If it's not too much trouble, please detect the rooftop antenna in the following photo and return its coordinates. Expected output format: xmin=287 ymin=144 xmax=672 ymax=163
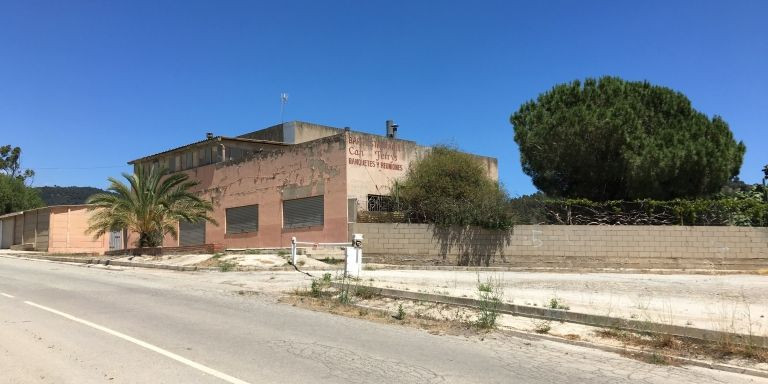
xmin=280 ymin=92 xmax=289 ymax=123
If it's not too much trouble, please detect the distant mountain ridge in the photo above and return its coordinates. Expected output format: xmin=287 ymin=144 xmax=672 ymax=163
xmin=34 ymin=186 xmax=108 ymax=206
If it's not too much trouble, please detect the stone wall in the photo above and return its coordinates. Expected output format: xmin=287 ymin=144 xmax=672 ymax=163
xmin=352 ymin=223 xmax=768 ymax=270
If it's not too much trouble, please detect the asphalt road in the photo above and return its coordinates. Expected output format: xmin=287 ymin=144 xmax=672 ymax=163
xmin=0 ymin=257 xmax=765 ymax=384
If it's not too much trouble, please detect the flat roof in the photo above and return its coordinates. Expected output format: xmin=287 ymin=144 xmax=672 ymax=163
xmin=127 ymin=136 xmax=289 ymax=164
xmin=0 ymin=204 xmax=91 ymax=219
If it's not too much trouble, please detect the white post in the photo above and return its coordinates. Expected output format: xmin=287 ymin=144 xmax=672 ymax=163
xmin=291 ymin=236 xmax=297 ymax=265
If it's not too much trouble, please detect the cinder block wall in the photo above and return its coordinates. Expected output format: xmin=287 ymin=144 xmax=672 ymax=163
xmin=352 ymin=223 xmax=768 ymax=270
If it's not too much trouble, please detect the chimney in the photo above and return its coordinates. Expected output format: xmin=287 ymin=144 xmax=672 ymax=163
xmin=386 ymin=120 xmax=398 ymax=138
xmin=206 ymin=132 xmax=214 ymax=140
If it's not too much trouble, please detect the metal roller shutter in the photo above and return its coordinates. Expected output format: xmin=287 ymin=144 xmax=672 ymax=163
xmin=283 ymin=195 xmax=324 ymax=229
xmin=226 ymin=205 xmax=259 ymax=234
xmin=179 ymin=220 xmax=206 ymax=246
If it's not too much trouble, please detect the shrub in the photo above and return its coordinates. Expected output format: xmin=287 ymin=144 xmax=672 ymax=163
xmin=539 ymin=198 xmax=768 ymax=226
xmin=395 ymin=146 xmax=512 ymax=229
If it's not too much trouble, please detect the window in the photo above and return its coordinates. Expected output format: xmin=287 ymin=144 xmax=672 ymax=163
xmin=179 ymin=220 xmax=206 ymax=246
xmin=185 ymin=151 xmax=194 ymax=169
xmin=226 ymin=204 xmax=259 ymax=234
xmin=367 ymin=194 xmax=395 ymax=212
xmin=199 ymin=146 xmax=212 ymax=166
xmin=283 ymin=195 xmax=324 ymax=229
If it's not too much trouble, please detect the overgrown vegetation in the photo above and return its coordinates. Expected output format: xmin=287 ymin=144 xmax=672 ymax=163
xmin=548 ymin=297 xmax=570 ymax=310
xmin=207 ymin=253 xmax=238 ymax=272
xmin=508 ymin=193 xmax=768 ymax=226
xmin=394 ymin=303 xmax=406 ymax=321
xmin=511 ymin=76 xmax=745 ymax=201
xmin=218 ymin=259 xmax=237 ymax=272
xmin=596 ymin=328 xmax=768 ymax=364
xmin=393 ymin=146 xmax=512 ymax=229
xmin=532 ymin=320 xmax=552 ymax=334
xmin=475 ymin=275 xmax=504 ymax=329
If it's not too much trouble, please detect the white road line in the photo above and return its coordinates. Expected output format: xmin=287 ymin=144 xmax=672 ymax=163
xmin=1 ymin=293 xmax=15 ymax=298
xmin=24 ymin=301 xmax=251 ymax=384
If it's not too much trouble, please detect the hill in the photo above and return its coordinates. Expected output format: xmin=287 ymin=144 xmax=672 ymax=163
xmin=35 ymin=186 xmax=108 ymax=206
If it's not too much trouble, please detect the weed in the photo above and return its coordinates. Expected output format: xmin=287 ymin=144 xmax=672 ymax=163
xmin=212 ymin=253 xmax=223 ymax=259
xmin=277 ymin=250 xmax=288 ymax=257
xmin=310 ymin=280 xmax=323 ymax=298
xmin=322 ymin=273 xmax=332 ymax=283
xmin=548 ymin=297 xmax=570 ymax=310
xmin=596 ymin=328 xmax=768 ymax=364
xmin=338 ymin=288 xmax=351 ymax=304
xmin=478 ymin=282 xmax=493 ymax=293
xmin=475 ymin=275 xmax=504 ymax=329
xmin=354 ymin=285 xmax=379 ymax=300
xmin=394 ymin=303 xmax=406 ymax=321
xmin=533 ymin=320 xmax=551 ymax=334
xmin=244 ymin=249 xmax=260 ymax=255
xmin=337 ymin=275 xmax=352 ymax=304
xmin=218 ymin=260 xmax=237 ymax=272
xmin=644 ymin=352 xmax=672 ymax=365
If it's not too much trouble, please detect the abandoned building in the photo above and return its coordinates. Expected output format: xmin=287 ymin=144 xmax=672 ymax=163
xmin=0 ymin=121 xmax=497 ymax=253
xmin=128 ymin=121 xmax=498 ymax=250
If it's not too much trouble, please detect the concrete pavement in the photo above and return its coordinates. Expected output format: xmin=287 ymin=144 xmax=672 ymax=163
xmin=0 ymin=257 xmax=765 ymax=383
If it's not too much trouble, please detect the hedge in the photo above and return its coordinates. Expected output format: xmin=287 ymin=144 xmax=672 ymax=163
xmin=528 ymin=199 xmax=768 ymax=226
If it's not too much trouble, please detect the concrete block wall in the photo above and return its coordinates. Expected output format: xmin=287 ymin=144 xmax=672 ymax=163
xmin=352 ymin=223 xmax=768 ymax=270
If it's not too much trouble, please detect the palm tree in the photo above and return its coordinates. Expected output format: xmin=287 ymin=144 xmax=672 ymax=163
xmin=86 ymin=166 xmax=216 ymax=248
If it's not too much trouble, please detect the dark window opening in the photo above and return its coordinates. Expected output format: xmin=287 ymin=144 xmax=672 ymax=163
xmin=226 ymin=204 xmax=259 ymax=234
xmin=283 ymin=195 xmax=324 ymax=229
xmin=367 ymin=194 xmax=395 ymax=212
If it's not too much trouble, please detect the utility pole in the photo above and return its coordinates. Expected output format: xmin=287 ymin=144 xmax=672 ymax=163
xmin=280 ymin=93 xmax=289 ymax=123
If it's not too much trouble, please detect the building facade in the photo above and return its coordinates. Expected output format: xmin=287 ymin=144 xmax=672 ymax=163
xmin=129 ymin=121 xmax=498 ymax=249
xmin=0 ymin=205 xmax=114 ymax=254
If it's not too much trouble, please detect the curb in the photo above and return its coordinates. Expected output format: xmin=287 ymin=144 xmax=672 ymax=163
xmin=500 ymin=328 xmax=768 ymax=379
xmin=0 ymin=254 xmax=200 ymax=271
xmin=330 ymin=282 xmax=768 ymax=348
xmin=338 ymin=300 xmax=768 ymax=380
xmin=0 ymin=254 xmax=340 ymax=273
xmin=363 ymin=263 xmax=759 ymax=275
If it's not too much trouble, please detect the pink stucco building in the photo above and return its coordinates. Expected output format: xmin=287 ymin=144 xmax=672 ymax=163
xmin=0 ymin=121 xmax=497 ymax=254
xmin=0 ymin=205 xmax=114 ymax=254
xmin=129 ymin=121 xmax=498 ymax=250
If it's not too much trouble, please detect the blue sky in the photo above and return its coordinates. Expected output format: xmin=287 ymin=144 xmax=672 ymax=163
xmin=1 ymin=0 xmax=766 ymax=195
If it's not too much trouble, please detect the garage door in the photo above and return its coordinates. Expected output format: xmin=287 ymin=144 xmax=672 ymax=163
xmin=179 ymin=220 xmax=206 ymax=246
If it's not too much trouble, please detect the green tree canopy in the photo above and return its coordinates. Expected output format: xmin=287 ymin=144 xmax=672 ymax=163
xmin=0 ymin=145 xmax=35 ymax=182
xmin=510 ymin=76 xmax=746 ymax=201
xmin=0 ymin=174 xmax=44 ymax=214
xmin=395 ymin=146 xmax=511 ymax=229
xmin=0 ymin=144 xmax=43 ymax=214
xmin=86 ymin=166 xmax=216 ymax=248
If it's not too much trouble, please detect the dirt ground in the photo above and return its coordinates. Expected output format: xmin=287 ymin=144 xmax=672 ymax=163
xmin=357 ymin=270 xmax=768 ymax=336
xmin=114 ymin=252 xmax=332 ymax=270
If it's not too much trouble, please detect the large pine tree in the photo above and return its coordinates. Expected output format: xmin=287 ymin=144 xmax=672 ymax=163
xmin=511 ymin=77 xmax=746 ymax=201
